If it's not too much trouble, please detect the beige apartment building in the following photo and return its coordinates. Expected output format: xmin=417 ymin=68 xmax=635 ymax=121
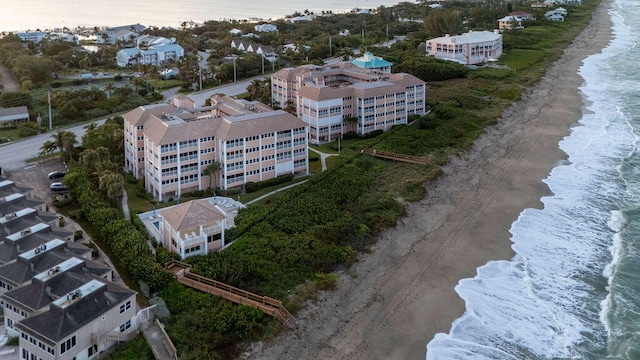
xmin=271 ymin=62 xmax=426 ymax=144
xmin=124 ymin=96 xmax=308 ymax=201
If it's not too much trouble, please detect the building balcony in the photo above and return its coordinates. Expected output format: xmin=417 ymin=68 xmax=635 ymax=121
xmin=180 ymin=233 xmax=205 ymax=247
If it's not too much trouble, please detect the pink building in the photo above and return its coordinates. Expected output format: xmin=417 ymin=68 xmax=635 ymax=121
xmin=426 ymin=30 xmax=503 ymax=65
xmin=272 ymin=62 xmax=426 ymax=144
xmin=124 ymin=96 xmax=308 ymax=201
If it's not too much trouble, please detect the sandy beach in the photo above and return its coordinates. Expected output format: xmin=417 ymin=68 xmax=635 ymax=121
xmin=247 ymin=1 xmax=614 ymax=359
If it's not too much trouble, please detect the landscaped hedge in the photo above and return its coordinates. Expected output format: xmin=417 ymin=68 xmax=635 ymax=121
xmin=64 ymin=166 xmax=172 ymax=291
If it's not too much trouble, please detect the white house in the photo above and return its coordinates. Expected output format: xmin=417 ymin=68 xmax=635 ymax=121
xmin=229 ymin=28 xmax=244 ymax=36
xmin=116 ymin=37 xmax=184 ymax=67
xmin=16 ymin=32 xmax=47 ymax=43
xmin=254 ymin=23 xmax=278 ymax=33
xmin=426 ymin=30 xmax=503 ymax=65
xmin=546 ymin=13 xmax=565 ymax=21
xmin=96 ymin=24 xmax=146 ymax=44
xmin=545 ymin=7 xmax=567 ymax=21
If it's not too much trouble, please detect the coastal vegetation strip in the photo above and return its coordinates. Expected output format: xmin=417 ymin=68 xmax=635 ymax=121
xmin=3 ymin=0 xmax=601 ymax=358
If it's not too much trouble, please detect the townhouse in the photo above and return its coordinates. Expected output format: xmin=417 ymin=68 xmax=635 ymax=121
xmin=425 ymin=30 xmax=503 ymax=65
xmin=271 ymin=62 xmax=426 ymax=143
xmin=0 ymin=177 xmax=140 ymax=360
xmin=124 ymin=96 xmax=308 ymax=201
xmin=14 ymin=278 xmax=136 ymax=360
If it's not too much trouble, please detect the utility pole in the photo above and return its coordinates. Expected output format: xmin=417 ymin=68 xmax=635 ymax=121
xmin=47 ymin=89 xmax=52 ymax=130
xmin=261 ymin=55 xmax=264 ymax=75
xmin=233 ymin=56 xmax=237 ymax=83
xmin=199 ymin=67 xmax=202 ymax=91
xmin=329 ymin=36 xmax=332 ymax=57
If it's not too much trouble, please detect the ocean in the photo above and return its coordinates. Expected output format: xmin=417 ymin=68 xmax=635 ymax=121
xmin=0 ymin=0 xmax=402 ymax=32
xmin=426 ymin=0 xmax=640 ymax=359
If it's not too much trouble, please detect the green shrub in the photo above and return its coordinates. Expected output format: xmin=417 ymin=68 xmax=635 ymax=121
xmin=74 ymin=230 xmax=84 ymax=241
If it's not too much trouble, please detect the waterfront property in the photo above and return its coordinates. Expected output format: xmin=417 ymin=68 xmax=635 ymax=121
xmin=140 ymin=196 xmax=244 ymax=259
xmin=425 ymin=30 xmax=503 ymax=65
xmin=271 ymin=62 xmax=426 ymax=144
xmin=124 ymin=95 xmax=308 ymax=200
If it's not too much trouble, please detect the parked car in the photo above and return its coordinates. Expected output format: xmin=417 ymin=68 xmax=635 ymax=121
xmin=48 ymin=170 xmax=66 ymax=179
xmin=49 ymin=182 xmax=68 ymax=192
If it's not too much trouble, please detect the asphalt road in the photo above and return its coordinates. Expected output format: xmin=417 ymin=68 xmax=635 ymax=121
xmin=0 ymin=119 xmax=105 ymax=172
xmin=1 ymin=73 xmax=269 ymax=173
xmin=184 ymin=74 xmax=271 ymax=106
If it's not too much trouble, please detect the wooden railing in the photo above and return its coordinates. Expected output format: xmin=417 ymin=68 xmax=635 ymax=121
xmin=361 ymin=148 xmax=434 ymax=165
xmin=166 ymin=260 xmax=296 ymax=328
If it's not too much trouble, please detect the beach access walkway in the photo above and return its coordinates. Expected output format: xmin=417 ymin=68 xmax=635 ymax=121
xmin=166 ymin=260 xmax=297 ymax=328
xmin=361 ymin=148 xmax=434 ymax=165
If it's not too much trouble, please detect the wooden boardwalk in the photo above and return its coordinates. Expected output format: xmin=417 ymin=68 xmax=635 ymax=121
xmin=166 ymin=260 xmax=296 ymax=328
xmin=361 ymin=148 xmax=434 ymax=166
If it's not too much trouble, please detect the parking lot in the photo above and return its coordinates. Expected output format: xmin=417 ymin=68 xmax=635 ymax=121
xmin=7 ymin=159 xmax=68 ymax=207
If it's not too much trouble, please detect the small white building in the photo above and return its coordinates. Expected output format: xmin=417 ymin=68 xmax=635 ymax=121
xmin=254 ymin=23 xmax=278 ymax=33
xmin=140 ymin=197 xmax=245 ymax=259
xmin=16 ymin=31 xmax=47 ymax=43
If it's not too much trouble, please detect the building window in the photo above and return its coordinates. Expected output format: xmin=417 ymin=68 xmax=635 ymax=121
xmin=120 ymin=300 xmax=132 ymax=314
xmin=60 ymin=335 xmax=76 ymax=354
xmin=207 ymin=233 xmax=222 ymax=243
xmin=88 ymin=344 xmax=98 ymax=357
xmin=119 ymin=320 xmax=132 ymax=332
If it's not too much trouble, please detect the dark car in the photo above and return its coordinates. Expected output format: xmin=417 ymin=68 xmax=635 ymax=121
xmin=48 ymin=170 xmax=66 ymax=179
xmin=49 ymin=182 xmax=68 ymax=192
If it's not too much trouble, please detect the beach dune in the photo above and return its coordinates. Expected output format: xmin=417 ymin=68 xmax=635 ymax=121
xmin=246 ymin=0 xmax=613 ymax=358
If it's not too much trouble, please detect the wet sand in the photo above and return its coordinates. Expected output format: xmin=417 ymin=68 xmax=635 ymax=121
xmin=247 ymin=1 xmax=614 ymax=358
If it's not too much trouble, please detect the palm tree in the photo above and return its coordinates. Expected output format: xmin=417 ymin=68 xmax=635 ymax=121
xmin=202 ymin=161 xmax=221 ymax=189
xmin=38 ymin=140 xmax=57 ymax=157
xmin=246 ymin=79 xmax=263 ymax=101
xmin=85 ymin=121 xmax=99 ymax=132
xmin=99 ymin=172 xmax=124 ymax=201
xmin=284 ymin=100 xmax=297 ymax=115
xmin=51 ymin=130 xmax=78 ymax=162
xmin=104 ymin=81 xmax=114 ymax=99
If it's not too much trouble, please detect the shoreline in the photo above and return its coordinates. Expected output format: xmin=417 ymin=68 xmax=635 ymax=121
xmin=247 ymin=0 xmax=614 ymax=358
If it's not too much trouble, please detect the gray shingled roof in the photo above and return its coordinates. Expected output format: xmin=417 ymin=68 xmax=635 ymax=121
xmin=15 ymin=279 xmax=136 ymax=343
xmin=0 ymin=245 xmax=103 ymax=289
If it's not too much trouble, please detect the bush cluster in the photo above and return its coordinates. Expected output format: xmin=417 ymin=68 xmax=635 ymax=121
xmin=64 ymin=165 xmax=172 ymax=290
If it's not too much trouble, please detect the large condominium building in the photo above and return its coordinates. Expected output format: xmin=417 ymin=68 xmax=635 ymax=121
xmin=425 ymin=30 xmax=503 ymax=65
xmin=124 ymin=96 xmax=309 ymax=201
xmin=271 ymin=62 xmax=426 ymax=144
